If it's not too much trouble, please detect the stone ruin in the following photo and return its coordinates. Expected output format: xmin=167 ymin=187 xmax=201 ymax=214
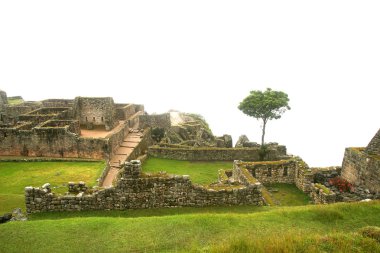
xmin=0 ymin=89 xmax=379 ymax=213
xmin=25 ymin=160 xmax=263 ymax=213
xmin=0 ymin=92 xmax=145 ymax=159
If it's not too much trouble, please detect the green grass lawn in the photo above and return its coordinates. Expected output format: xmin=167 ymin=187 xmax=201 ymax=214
xmin=265 ymin=183 xmax=311 ymax=206
xmin=0 ymin=201 xmax=379 ymax=252
xmin=0 ymin=161 xmax=105 ymax=214
xmin=143 ymin=158 xmax=232 ymax=185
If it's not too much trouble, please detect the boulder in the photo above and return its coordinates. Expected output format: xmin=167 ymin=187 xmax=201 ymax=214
xmin=235 ymin=135 xmax=250 ymax=148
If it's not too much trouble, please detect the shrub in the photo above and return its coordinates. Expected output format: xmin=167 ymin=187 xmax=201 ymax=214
xmin=151 ymin=127 xmax=165 ymax=143
xmin=328 ymin=177 xmax=353 ymax=193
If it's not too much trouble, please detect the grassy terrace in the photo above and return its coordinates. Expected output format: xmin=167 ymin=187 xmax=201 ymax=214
xmin=0 ymin=161 xmax=105 ymax=213
xmin=0 ymin=201 xmax=379 ymax=252
xmin=143 ymin=158 xmax=232 ymax=185
xmin=7 ymin=97 xmax=24 ymax=105
xmin=265 ymin=183 xmax=311 ymax=206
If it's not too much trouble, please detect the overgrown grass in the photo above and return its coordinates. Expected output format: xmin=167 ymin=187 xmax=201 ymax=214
xmin=265 ymin=183 xmax=311 ymax=206
xmin=0 ymin=161 xmax=105 ymax=213
xmin=0 ymin=201 xmax=379 ymax=252
xmin=7 ymin=97 xmax=24 ymax=105
xmin=143 ymin=158 xmax=232 ymax=185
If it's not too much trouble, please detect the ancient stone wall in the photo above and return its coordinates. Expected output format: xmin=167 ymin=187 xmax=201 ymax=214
xmin=234 ymin=157 xmax=313 ymax=192
xmin=310 ymin=184 xmax=336 ymax=204
xmin=341 ymin=148 xmax=380 ymax=193
xmin=365 ymin=128 xmax=380 ymax=156
xmin=240 ymin=160 xmax=296 ymax=184
xmin=148 ymin=145 xmax=288 ymax=161
xmin=128 ymin=129 xmax=152 ymax=161
xmin=0 ymin=121 xmax=107 ymax=159
xmin=25 ymin=161 xmax=263 ymax=213
xmin=73 ymin=97 xmax=117 ymax=131
xmin=0 ymin=90 xmax=8 ymax=111
xmin=4 ymin=103 xmax=41 ymax=121
xmin=41 ymin=99 xmax=74 ymax=108
xmin=116 ymin=104 xmax=144 ymax=121
xmin=139 ymin=113 xmax=171 ymax=129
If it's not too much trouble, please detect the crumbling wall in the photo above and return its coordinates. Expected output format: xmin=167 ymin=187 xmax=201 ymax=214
xmin=25 ymin=161 xmax=263 ymax=213
xmin=241 ymin=160 xmax=296 ymax=184
xmin=341 ymin=148 xmax=380 ymax=193
xmin=310 ymin=184 xmax=336 ymax=204
xmin=233 ymin=157 xmax=314 ymax=193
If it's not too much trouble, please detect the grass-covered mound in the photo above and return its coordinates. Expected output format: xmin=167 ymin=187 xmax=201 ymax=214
xmin=0 ymin=161 xmax=105 ymax=213
xmin=1 ymin=201 xmax=379 ymax=252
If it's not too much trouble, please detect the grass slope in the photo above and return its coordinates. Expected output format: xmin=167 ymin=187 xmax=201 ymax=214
xmin=0 ymin=201 xmax=379 ymax=252
xmin=0 ymin=161 xmax=105 ymax=213
xmin=143 ymin=158 xmax=232 ymax=185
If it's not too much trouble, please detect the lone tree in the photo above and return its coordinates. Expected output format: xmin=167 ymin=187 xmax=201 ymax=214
xmin=238 ymin=88 xmax=290 ymax=146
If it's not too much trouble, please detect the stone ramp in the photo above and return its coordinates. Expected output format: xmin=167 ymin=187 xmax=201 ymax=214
xmin=101 ymin=131 xmax=144 ymax=187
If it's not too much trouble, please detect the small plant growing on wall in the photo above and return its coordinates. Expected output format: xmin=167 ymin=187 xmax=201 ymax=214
xmin=328 ymin=177 xmax=354 ymax=193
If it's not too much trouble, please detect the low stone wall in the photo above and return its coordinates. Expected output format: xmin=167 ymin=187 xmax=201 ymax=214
xmin=341 ymin=148 xmax=380 ymax=193
xmin=310 ymin=183 xmax=336 ymax=204
xmin=97 ymin=162 xmax=111 ymax=186
xmin=148 ymin=146 xmax=287 ymax=161
xmin=25 ymin=161 xmax=263 ymax=213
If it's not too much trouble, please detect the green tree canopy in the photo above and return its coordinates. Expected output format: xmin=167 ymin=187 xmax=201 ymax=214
xmin=238 ymin=88 xmax=290 ymax=146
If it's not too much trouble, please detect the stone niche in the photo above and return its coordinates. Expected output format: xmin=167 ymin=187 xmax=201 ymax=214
xmin=73 ymin=97 xmax=118 ymax=131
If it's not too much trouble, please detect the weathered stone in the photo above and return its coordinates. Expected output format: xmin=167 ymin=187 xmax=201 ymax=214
xmin=235 ymin=135 xmax=249 ymax=148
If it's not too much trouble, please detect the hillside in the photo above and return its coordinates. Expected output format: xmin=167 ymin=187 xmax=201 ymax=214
xmin=1 ymin=201 xmax=379 ymax=252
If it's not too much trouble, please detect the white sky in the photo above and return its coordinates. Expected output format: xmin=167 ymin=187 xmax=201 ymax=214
xmin=1 ymin=1 xmax=379 ymax=167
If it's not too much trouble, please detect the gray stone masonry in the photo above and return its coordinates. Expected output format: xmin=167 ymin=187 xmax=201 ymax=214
xmin=365 ymin=128 xmax=380 ymax=156
xmin=25 ymin=160 xmax=263 ymax=213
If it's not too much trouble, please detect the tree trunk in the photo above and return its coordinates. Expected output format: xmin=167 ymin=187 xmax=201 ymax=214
xmin=261 ymin=119 xmax=267 ymax=146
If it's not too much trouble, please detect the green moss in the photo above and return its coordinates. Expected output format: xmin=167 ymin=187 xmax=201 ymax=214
xmin=7 ymin=97 xmax=24 ymax=105
xmin=314 ymin=183 xmax=332 ymax=194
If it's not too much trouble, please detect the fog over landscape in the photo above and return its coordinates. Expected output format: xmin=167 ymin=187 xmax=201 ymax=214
xmin=1 ymin=1 xmax=379 ymax=167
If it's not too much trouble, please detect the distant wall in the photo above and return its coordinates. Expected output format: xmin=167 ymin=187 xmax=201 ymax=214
xmin=148 ymin=145 xmax=287 ymax=161
xmin=25 ymin=161 xmax=263 ymax=213
xmin=41 ymin=99 xmax=74 ymax=108
xmin=116 ymin=104 xmax=144 ymax=121
xmin=73 ymin=97 xmax=117 ymax=130
xmin=341 ymin=148 xmax=380 ymax=193
xmin=0 ymin=121 xmax=108 ymax=159
xmin=139 ymin=113 xmax=171 ymax=129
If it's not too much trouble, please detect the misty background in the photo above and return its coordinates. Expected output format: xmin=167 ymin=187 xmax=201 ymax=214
xmin=1 ymin=1 xmax=379 ymax=167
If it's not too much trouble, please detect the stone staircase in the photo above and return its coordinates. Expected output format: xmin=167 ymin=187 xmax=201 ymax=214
xmin=101 ymin=130 xmax=144 ymax=187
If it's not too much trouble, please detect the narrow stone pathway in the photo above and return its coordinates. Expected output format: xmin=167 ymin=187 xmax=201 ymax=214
xmin=101 ymin=131 xmax=143 ymax=187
